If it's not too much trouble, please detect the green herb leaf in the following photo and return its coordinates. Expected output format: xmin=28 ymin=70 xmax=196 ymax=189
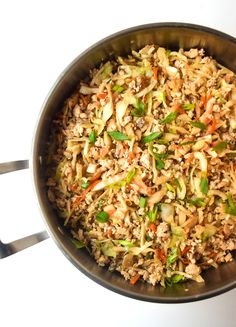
xmin=142 ymin=132 xmax=162 ymax=143
xmin=200 ymin=176 xmax=208 ymax=195
xmin=81 ymin=182 xmax=90 ymax=189
xmin=225 ymin=194 xmax=236 ymax=216
xmin=147 ymin=203 xmax=160 ymax=222
xmin=190 ymin=197 xmax=206 ymax=207
xmin=89 ymin=130 xmax=97 ymax=144
xmin=126 ymin=168 xmax=136 ymax=184
xmin=140 ymin=196 xmax=147 ymax=208
xmin=96 ymin=211 xmax=109 ymax=223
xmin=180 ymin=140 xmax=196 ymax=146
xmin=112 ymin=85 xmax=125 ymax=93
xmin=190 ymin=121 xmax=206 ymax=130
xmin=182 ymin=103 xmax=195 ymax=111
xmin=71 ymin=239 xmax=86 ymax=249
xmin=157 ymin=90 xmax=166 ymax=103
xmin=153 ymin=152 xmax=168 ymax=160
xmin=156 ymin=158 xmax=165 ymax=170
xmin=212 ymin=141 xmax=227 ymax=153
xmin=108 ymin=131 xmax=130 ymax=141
xmin=167 ymin=247 xmax=178 ymax=265
xmin=117 ymin=240 xmax=134 ymax=247
xmin=160 ymin=112 xmax=178 ymax=125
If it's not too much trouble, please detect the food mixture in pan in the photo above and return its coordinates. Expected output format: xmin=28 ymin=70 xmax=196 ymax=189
xmin=46 ymin=45 xmax=236 ymax=286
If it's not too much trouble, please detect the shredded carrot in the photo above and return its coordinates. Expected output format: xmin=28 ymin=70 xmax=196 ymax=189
xmin=181 ymin=246 xmax=191 ymax=257
xmin=152 ymin=66 xmax=158 ymax=80
xmin=74 ymin=179 xmax=101 ymax=206
xmin=208 ymin=252 xmax=217 ymax=259
xmin=100 ymin=147 xmax=109 ymax=158
xmin=89 ymin=171 xmax=102 ymax=182
xmin=149 ymin=223 xmax=157 ymax=233
xmin=97 ymin=92 xmax=107 ymax=99
xmin=128 ymin=151 xmax=135 ymax=164
xmin=80 ymin=94 xmax=90 ymax=107
xmin=130 ymin=273 xmax=140 ymax=285
xmin=107 ymin=229 xmax=113 ymax=238
xmin=155 ymin=248 xmax=166 ymax=264
xmin=174 ymin=102 xmax=185 ymax=114
xmin=206 ymin=116 xmax=217 ymax=135
xmin=200 ymin=95 xmax=207 ymax=109
xmin=70 ymin=183 xmax=78 ymax=192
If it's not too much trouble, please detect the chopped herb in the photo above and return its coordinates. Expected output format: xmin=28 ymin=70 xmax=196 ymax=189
xmin=166 ymin=274 xmax=185 ymax=286
xmin=89 ymin=130 xmax=97 ymax=144
xmin=153 ymin=152 xmax=169 ymax=160
xmin=126 ymin=168 xmax=136 ymax=184
xmin=200 ymin=175 xmax=208 ymax=195
xmin=212 ymin=141 xmax=227 ymax=153
xmin=117 ymin=240 xmax=134 ymax=247
xmin=174 ymin=178 xmax=182 ymax=191
xmin=71 ymin=238 xmax=86 ymax=249
xmin=160 ymin=112 xmax=178 ymax=125
xmin=225 ymin=194 xmax=236 ymax=216
xmin=96 ymin=211 xmax=109 ymax=223
xmin=140 ymin=196 xmax=147 ymax=208
xmin=108 ymin=131 xmax=130 ymax=141
xmin=190 ymin=121 xmax=206 ymax=130
xmin=180 ymin=140 xmax=196 ymax=146
xmin=142 ymin=132 xmax=162 ymax=143
xmin=157 ymin=90 xmax=166 ymax=103
xmin=131 ymin=99 xmax=145 ymax=117
xmin=167 ymin=247 xmax=178 ymax=265
xmin=145 ymin=252 xmax=153 ymax=259
xmin=182 ymin=103 xmax=195 ymax=111
xmin=190 ymin=197 xmax=206 ymax=207
xmin=81 ymin=182 xmax=90 ymax=189
xmin=112 ymin=85 xmax=125 ymax=93
xmin=147 ymin=203 xmax=160 ymax=222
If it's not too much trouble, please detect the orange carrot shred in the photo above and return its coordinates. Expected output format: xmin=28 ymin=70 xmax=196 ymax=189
xmin=206 ymin=116 xmax=217 ymax=135
xmin=152 ymin=66 xmax=158 ymax=80
xmin=130 ymin=273 xmax=140 ymax=285
xmin=149 ymin=223 xmax=157 ymax=233
xmin=89 ymin=171 xmax=102 ymax=182
xmin=74 ymin=179 xmax=101 ymax=206
xmin=128 ymin=151 xmax=135 ymax=164
xmin=155 ymin=248 xmax=166 ymax=264
xmin=181 ymin=246 xmax=191 ymax=257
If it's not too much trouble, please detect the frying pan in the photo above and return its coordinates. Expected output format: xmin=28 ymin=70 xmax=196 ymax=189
xmin=1 ymin=23 xmax=236 ymax=303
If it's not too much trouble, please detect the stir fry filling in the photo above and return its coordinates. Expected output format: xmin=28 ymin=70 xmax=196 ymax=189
xmin=46 ymin=45 xmax=236 ymax=286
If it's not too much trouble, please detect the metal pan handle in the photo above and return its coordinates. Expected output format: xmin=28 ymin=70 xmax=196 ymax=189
xmin=0 ymin=160 xmax=49 ymax=259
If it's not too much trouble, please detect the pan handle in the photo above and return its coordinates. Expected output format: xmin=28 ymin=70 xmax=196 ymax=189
xmin=0 ymin=160 xmax=49 ymax=259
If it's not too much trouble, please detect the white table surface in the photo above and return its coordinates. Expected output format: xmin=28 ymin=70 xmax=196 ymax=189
xmin=0 ymin=1 xmax=235 ymax=326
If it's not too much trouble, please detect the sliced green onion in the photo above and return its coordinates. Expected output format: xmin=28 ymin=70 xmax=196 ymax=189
xmin=117 ymin=240 xmax=134 ymax=247
xmin=139 ymin=196 xmax=147 ymax=208
xmin=180 ymin=140 xmax=196 ymax=146
xmin=212 ymin=141 xmax=227 ymax=153
xmin=81 ymin=182 xmax=90 ymax=189
xmin=189 ymin=197 xmax=206 ymax=207
xmin=131 ymin=99 xmax=145 ymax=117
xmin=157 ymin=90 xmax=166 ymax=103
xmin=89 ymin=130 xmax=97 ymax=144
xmin=166 ymin=274 xmax=185 ymax=287
xmin=182 ymin=103 xmax=195 ymax=111
xmin=160 ymin=111 xmax=178 ymax=125
xmin=112 ymin=85 xmax=125 ymax=93
xmin=147 ymin=203 xmax=159 ymax=222
xmin=174 ymin=178 xmax=182 ymax=191
xmin=166 ymin=183 xmax=175 ymax=193
xmin=225 ymin=194 xmax=236 ymax=216
xmin=200 ymin=175 xmax=208 ymax=195
xmin=142 ymin=132 xmax=162 ymax=143
xmin=126 ymin=168 xmax=136 ymax=184
xmin=96 ymin=211 xmax=109 ymax=223
xmin=71 ymin=239 xmax=86 ymax=249
xmin=167 ymin=247 xmax=178 ymax=265
xmin=190 ymin=121 xmax=206 ymax=130
xmin=108 ymin=131 xmax=130 ymax=141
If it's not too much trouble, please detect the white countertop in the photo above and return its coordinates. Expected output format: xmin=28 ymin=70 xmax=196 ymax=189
xmin=0 ymin=1 xmax=235 ymax=326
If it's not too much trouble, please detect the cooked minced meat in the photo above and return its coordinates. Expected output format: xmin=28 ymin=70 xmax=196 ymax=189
xmin=46 ymin=45 xmax=236 ymax=287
